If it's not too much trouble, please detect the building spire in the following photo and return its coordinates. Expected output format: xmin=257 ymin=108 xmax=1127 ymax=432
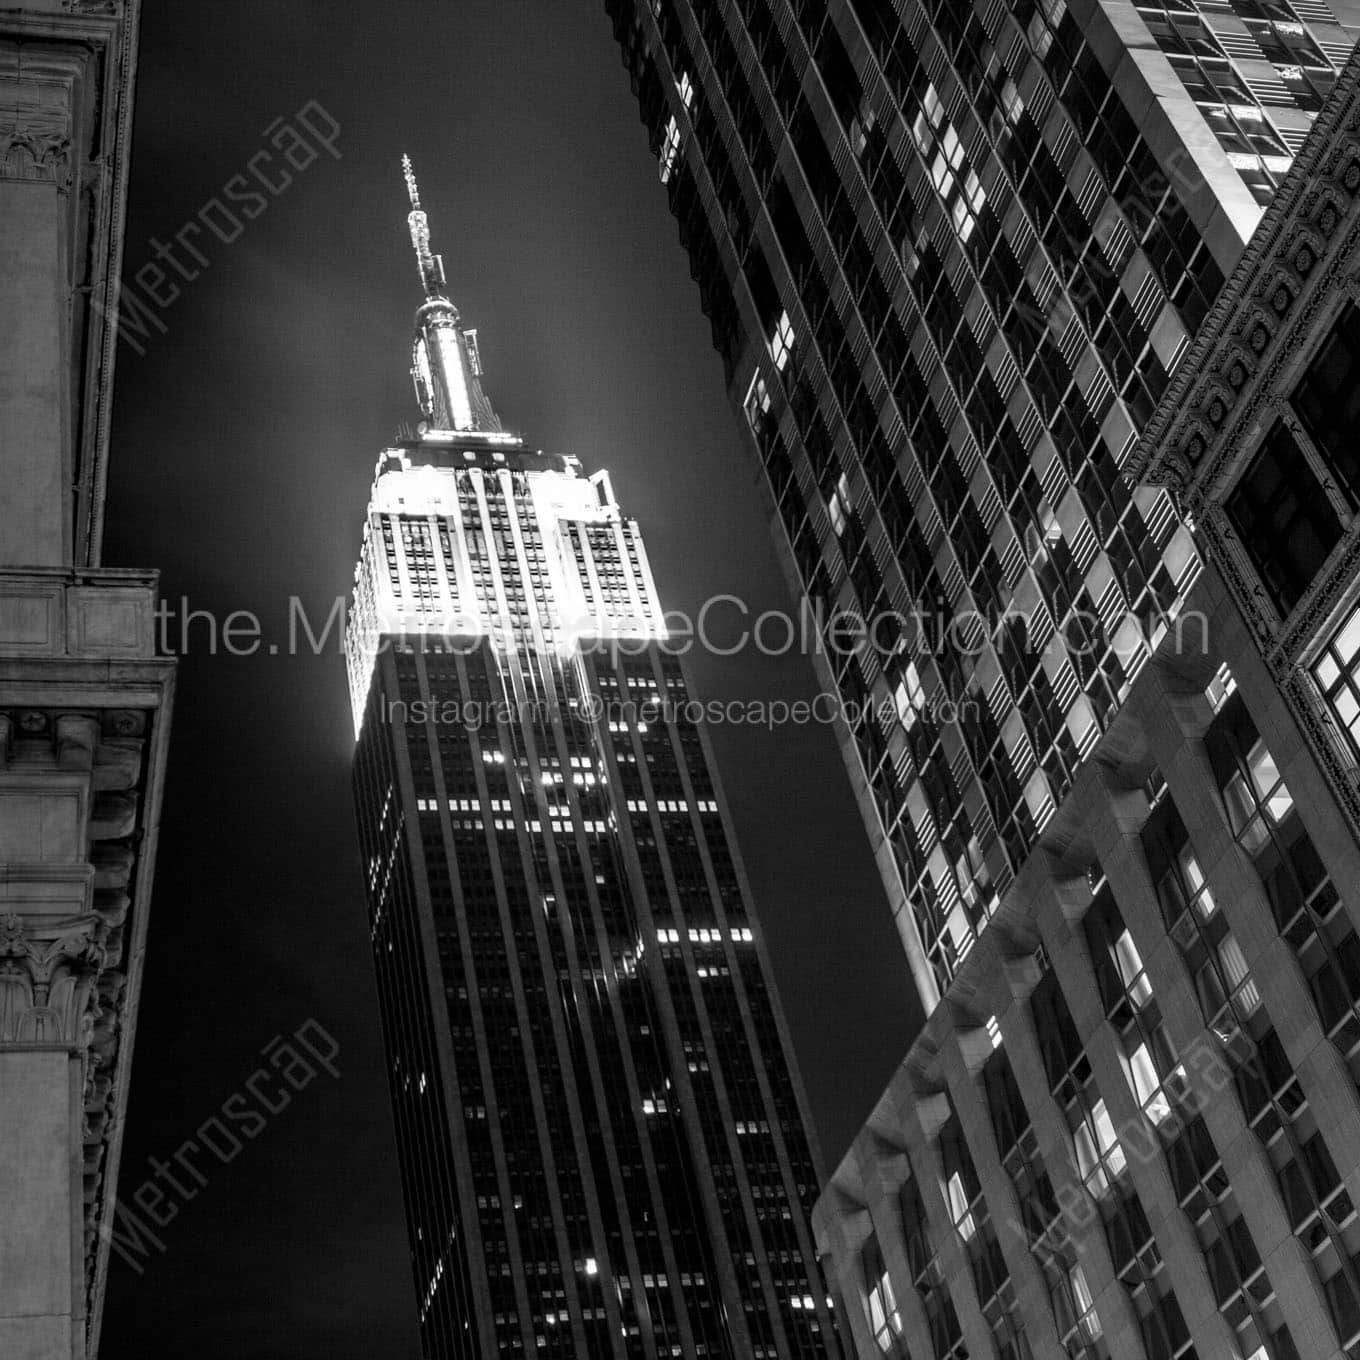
xmin=400 ymin=156 xmax=502 ymax=434
xmin=402 ymin=153 xmax=446 ymax=301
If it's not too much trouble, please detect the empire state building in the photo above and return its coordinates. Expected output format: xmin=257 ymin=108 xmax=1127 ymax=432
xmin=344 ymin=161 xmax=839 ymax=1360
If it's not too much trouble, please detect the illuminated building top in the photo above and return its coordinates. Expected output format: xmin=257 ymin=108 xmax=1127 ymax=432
xmin=344 ymin=164 xmax=668 ymax=735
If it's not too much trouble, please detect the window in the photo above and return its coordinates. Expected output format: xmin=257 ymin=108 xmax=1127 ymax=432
xmin=1074 ymin=1097 xmax=1126 ymax=1197
xmin=914 ymin=83 xmax=944 ymax=154
xmin=1209 ymin=694 xmax=1360 ymax=1084
xmin=1000 ymin=76 xmax=1023 ymax=123
xmin=1293 ymin=303 xmax=1360 ymax=508
xmin=744 ymin=371 xmax=772 ymax=448
xmin=1206 ymin=662 xmax=1237 ymax=713
xmin=827 ymin=472 xmax=853 ymax=539
xmin=1314 ymin=599 xmax=1360 ymax=765
xmin=1226 ymin=420 xmax=1344 ymax=613
xmin=768 ymin=308 xmax=795 ymax=371
xmin=1113 ymin=929 xmax=1154 ymax=1009
xmin=1027 ymin=0 xmax=1067 ymax=58
xmin=1058 ymin=1263 xmax=1102 ymax=1346
xmin=902 ymin=1178 xmax=966 ymax=1358
xmin=1220 ymin=732 xmax=1295 ymax=855
xmin=861 ymin=1234 xmax=903 ymax=1355
xmin=658 ymin=115 xmax=681 ymax=183
xmin=946 ymin=1172 xmax=977 ymax=1241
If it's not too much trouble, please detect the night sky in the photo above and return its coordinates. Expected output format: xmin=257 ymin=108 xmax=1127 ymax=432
xmin=99 ymin=3 xmax=918 ymax=1355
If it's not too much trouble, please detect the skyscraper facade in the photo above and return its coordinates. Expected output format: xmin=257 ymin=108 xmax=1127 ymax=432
xmin=343 ymin=165 xmax=838 ymax=1360
xmin=814 ymin=52 xmax=1360 ymax=1360
xmin=603 ymin=0 xmax=1358 ymax=1013
xmin=604 ymin=4 xmax=1360 ymax=1359
xmin=0 ymin=2 xmax=176 ymax=1356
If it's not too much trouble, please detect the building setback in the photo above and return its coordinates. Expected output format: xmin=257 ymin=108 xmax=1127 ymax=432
xmin=343 ymin=164 xmax=839 ymax=1360
xmin=0 ymin=2 xmax=176 ymax=1357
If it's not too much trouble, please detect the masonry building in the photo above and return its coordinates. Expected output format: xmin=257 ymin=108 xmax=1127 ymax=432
xmin=0 ymin=1 xmax=175 ymax=1356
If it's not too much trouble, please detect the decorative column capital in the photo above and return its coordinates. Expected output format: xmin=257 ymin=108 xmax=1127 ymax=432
xmin=0 ymin=906 xmax=106 ymax=1047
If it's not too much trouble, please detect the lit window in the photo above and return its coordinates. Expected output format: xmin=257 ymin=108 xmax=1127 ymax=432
xmin=1127 ymin=1043 xmax=1171 ymax=1123
xmin=675 ymin=71 xmax=694 ymax=110
xmin=1177 ymin=844 xmax=1217 ymax=921
xmin=744 ymin=371 xmax=771 ymax=434
xmin=1314 ymin=599 xmax=1360 ymax=764
xmin=912 ymin=83 xmax=943 ymax=155
xmin=946 ymin=1171 xmax=977 ymax=1241
xmin=768 ymin=309 xmax=795 ymax=371
xmin=1222 ymin=736 xmax=1295 ymax=852
xmin=1075 ymin=1098 xmax=1125 ymax=1196
xmin=1205 ymin=662 xmax=1237 ymax=712
xmin=894 ymin=662 xmax=925 ymax=729
xmin=828 ymin=472 xmax=851 ymax=536
xmin=950 ymin=167 xmax=986 ymax=242
xmin=1215 ymin=932 xmax=1261 ymax=1014
xmin=1067 ymin=1264 xmax=1101 ymax=1342
xmin=1113 ymin=930 xmax=1154 ymax=1009
xmin=861 ymin=1237 xmax=903 ymax=1354
xmin=1000 ymin=76 xmax=1023 ymax=124
xmin=658 ymin=116 xmax=681 ymax=183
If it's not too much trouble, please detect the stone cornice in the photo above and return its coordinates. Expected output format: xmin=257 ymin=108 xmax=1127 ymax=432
xmin=83 ymin=648 xmax=170 ymax=1359
xmin=1126 ymin=43 xmax=1360 ymax=493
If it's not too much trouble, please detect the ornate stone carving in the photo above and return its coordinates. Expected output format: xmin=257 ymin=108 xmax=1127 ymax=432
xmin=0 ymin=87 xmax=72 ymax=183
xmin=0 ymin=910 xmax=106 ymax=1046
xmin=1130 ymin=58 xmax=1360 ymax=486
xmin=1 ymin=126 xmax=70 ymax=181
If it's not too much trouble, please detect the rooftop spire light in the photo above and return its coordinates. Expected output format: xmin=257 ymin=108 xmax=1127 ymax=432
xmin=399 ymin=155 xmax=502 ymax=433
xmin=401 ymin=152 xmax=446 ymax=301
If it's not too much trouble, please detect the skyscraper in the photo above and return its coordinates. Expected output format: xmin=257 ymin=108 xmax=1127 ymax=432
xmin=814 ymin=51 xmax=1360 ymax=1360
xmin=603 ymin=4 xmax=1360 ymax=1360
xmin=603 ymin=0 xmax=1359 ymax=1013
xmin=343 ymin=162 xmax=838 ymax=1360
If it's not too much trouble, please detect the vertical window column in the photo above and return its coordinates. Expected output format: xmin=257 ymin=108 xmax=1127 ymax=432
xmin=1036 ymin=865 xmax=1240 ymax=1360
xmin=944 ymin=1027 xmax=1064 ymax=1357
xmin=1090 ymin=797 xmax=1305 ymax=1360
xmin=1142 ymin=659 xmax=1360 ymax=1131
xmin=987 ymin=952 xmax=1148 ymax=1359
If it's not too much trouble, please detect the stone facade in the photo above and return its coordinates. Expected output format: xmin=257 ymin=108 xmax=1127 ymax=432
xmin=0 ymin=2 xmax=174 ymax=1357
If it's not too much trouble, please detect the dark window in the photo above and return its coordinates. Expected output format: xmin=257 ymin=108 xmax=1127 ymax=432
xmin=1293 ymin=302 xmax=1360 ymax=507
xmin=1225 ymin=420 xmax=1343 ymax=612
